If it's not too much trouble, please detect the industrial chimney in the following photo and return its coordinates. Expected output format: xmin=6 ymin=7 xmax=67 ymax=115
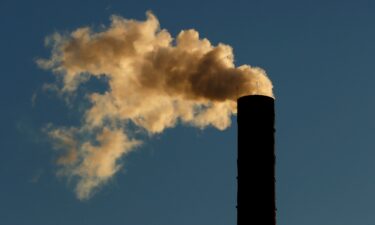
xmin=237 ymin=95 xmax=276 ymax=225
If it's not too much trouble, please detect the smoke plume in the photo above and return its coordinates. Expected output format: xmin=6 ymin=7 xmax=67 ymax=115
xmin=37 ymin=11 xmax=273 ymax=200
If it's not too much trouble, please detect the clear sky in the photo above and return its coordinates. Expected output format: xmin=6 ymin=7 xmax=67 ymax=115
xmin=1 ymin=0 xmax=375 ymax=225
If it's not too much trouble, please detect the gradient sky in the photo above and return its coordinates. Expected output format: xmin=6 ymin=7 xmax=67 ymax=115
xmin=1 ymin=0 xmax=375 ymax=225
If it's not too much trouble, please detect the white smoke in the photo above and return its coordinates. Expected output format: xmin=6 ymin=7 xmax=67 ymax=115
xmin=37 ymin=11 xmax=273 ymax=200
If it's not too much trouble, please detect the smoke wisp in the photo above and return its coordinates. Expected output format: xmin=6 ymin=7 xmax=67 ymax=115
xmin=37 ymin=12 xmax=273 ymax=200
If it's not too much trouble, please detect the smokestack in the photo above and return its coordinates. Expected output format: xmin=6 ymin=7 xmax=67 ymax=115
xmin=237 ymin=95 xmax=275 ymax=225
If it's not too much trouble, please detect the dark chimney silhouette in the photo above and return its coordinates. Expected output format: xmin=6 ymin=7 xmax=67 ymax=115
xmin=237 ymin=95 xmax=276 ymax=225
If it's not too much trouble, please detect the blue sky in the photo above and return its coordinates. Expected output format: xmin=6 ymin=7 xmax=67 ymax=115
xmin=1 ymin=0 xmax=375 ymax=225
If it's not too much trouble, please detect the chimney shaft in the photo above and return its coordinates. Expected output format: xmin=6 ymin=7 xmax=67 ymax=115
xmin=237 ymin=95 xmax=276 ymax=225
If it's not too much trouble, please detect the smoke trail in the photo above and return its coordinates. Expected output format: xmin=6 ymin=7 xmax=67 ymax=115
xmin=37 ymin=11 xmax=273 ymax=200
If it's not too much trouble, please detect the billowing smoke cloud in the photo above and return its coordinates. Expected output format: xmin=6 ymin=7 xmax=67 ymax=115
xmin=37 ymin=11 xmax=273 ymax=200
